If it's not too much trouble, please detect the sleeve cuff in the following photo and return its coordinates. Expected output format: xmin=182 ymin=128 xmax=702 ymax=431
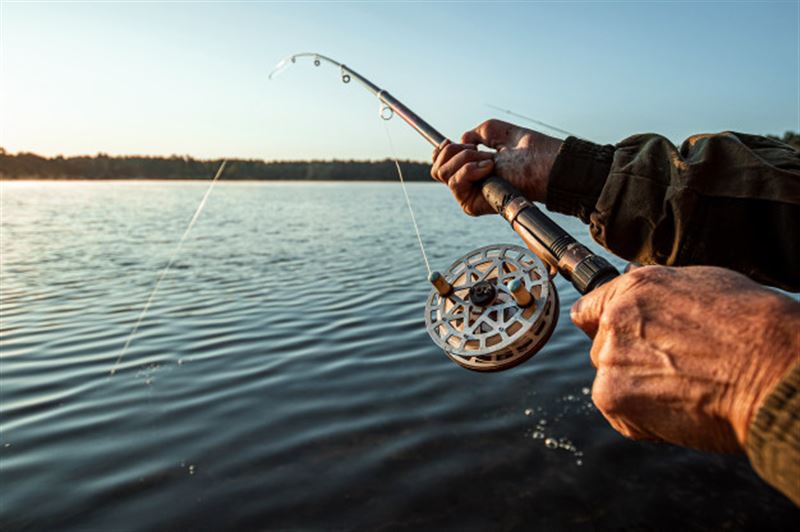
xmin=746 ymin=362 xmax=800 ymax=506
xmin=545 ymin=136 xmax=615 ymax=223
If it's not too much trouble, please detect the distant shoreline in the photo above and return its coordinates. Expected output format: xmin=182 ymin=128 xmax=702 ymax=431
xmin=0 ymin=178 xmax=439 ymax=184
xmin=0 ymin=150 xmax=432 ymax=181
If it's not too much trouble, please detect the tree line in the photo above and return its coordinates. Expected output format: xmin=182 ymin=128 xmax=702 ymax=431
xmin=1 ymin=132 xmax=796 ymax=180
xmin=0 ymin=150 xmax=432 ymax=181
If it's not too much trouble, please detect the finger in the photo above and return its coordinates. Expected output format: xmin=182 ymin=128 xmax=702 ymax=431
xmin=431 ymin=143 xmax=471 ymax=184
xmin=461 ymin=119 xmax=516 ymax=150
xmin=448 ymin=159 xmax=495 ymax=215
xmin=431 ymin=139 xmax=450 ymax=163
xmin=432 ymin=141 xmax=475 ymax=164
xmin=436 ymin=149 xmax=494 ymax=184
xmin=570 ymin=277 xmax=622 ymax=338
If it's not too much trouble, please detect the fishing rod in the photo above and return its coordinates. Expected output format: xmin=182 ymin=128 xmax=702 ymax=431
xmin=271 ymin=53 xmax=619 ymax=371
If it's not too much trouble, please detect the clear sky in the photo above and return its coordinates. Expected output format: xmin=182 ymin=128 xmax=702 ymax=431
xmin=1 ymin=1 xmax=798 ymax=161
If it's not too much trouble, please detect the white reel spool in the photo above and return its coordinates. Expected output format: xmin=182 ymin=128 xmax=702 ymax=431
xmin=425 ymin=244 xmax=559 ymax=372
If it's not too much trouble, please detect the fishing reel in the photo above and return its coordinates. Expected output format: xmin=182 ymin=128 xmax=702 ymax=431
xmin=425 ymin=244 xmax=559 ymax=371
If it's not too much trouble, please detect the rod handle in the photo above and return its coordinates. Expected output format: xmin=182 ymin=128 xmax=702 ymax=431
xmin=479 ymin=175 xmax=620 ymax=294
xmin=480 ymin=175 xmax=524 ymax=214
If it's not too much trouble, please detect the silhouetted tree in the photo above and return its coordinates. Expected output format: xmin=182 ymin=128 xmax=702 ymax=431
xmin=0 ymin=151 xmax=432 ymax=181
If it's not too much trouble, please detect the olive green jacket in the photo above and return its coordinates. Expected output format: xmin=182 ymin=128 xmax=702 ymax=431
xmin=546 ymin=132 xmax=800 ymax=505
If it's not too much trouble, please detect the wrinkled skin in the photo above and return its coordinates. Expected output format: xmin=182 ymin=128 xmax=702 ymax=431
xmin=572 ymin=265 xmax=800 ymax=452
xmin=430 ymin=119 xmax=563 ymax=216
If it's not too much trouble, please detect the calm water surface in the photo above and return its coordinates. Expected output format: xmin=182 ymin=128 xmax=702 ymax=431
xmin=1 ymin=181 xmax=797 ymax=530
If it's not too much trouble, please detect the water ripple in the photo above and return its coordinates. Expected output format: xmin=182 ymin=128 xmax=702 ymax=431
xmin=1 ymin=181 xmax=796 ymax=530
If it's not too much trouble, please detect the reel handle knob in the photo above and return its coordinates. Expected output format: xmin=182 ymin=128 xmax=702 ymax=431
xmin=428 ymin=271 xmax=453 ymax=296
xmin=508 ymin=278 xmax=533 ymax=307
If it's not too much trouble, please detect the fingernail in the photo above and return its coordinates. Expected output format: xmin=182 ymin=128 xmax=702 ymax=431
xmin=478 ymin=159 xmax=492 ymax=168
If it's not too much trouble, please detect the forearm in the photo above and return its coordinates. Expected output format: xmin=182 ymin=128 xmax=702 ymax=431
xmin=544 ymin=133 xmax=800 ymax=291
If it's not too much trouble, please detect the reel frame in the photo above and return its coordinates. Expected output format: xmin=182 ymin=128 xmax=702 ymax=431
xmin=425 ymin=244 xmax=559 ymax=372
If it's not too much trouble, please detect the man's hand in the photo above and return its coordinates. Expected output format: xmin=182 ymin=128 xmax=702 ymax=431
xmin=571 ymin=265 xmax=799 ymax=453
xmin=430 ymin=120 xmax=563 ymax=216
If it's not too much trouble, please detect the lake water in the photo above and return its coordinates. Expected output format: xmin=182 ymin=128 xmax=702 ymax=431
xmin=1 ymin=181 xmax=797 ymax=530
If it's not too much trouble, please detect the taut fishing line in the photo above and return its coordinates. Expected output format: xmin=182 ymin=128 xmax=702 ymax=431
xmin=109 ymin=160 xmax=227 ymax=376
xmin=271 ymin=52 xmax=620 ymax=372
xmin=380 ymin=119 xmax=432 ymax=277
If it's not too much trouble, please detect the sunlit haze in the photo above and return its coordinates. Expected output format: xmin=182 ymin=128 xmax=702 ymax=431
xmin=2 ymin=1 xmax=798 ymax=161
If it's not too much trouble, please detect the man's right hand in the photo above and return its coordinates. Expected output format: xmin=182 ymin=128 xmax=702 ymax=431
xmin=571 ymin=265 xmax=800 ymax=453
xmin=430 ymin=119 xmax=563 ymax=216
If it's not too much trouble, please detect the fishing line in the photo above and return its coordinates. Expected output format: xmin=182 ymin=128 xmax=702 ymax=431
xmin=380 ymin=117 xmax=432 ymax=277
xmin=109 ymin=160 xmax=227 ymax=376
xmin=486 ymin=103 xmax=580 ymax=139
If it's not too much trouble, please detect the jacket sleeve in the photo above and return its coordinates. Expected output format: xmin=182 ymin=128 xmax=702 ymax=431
xmin=545 ymin=132 xmax=800 ymax=292
xmin=747 ymin=362 xmax=800 ymax=506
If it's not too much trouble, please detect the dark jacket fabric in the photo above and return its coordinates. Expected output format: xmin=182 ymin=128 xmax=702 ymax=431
xmin=546 ymin=132 xmax=800 ymax=291
xmin=546 ymin=132 xmax=800 ymax=505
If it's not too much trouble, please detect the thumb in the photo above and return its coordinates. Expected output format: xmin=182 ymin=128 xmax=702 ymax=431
xmin=461 ymin=119 xmax=515 ymax=150
xmin=570 ymin=279 xmax=619 ymax=338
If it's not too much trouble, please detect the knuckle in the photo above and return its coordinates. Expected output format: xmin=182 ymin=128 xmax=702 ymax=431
xmin=447 ymin=177 xmax=459 ymax=193
xmin=594 ymin=386 xmax=622 ymax=416
xmin=442 ymin=143 xmax=461 ymax=159
xmin=595 ymin=340 xmax=619 ymax=367
xmin=598 ymin=304 xmax=623 ymax=331
xmin=455 ymin=163 xmax=475 ymax=180
xmin=479 ymin=119 xmax=498 ymax=133
xmin=591 ymin=380 xmax=614 ymax=414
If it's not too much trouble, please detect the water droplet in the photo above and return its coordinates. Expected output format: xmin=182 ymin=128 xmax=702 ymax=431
xmin=582 ymin=387 xmax=591 ymax=395
xmin=576 ymin=459 xmax=583 ymax=466
xmin=524 ymin=408 xmax=533 ymax=416
xmin=3 ymin=443 xmax=10 ymax=448
xmin=539 ymin=419 xmax=547 ymax=426
xmin=188 ymin=465 xmax=195 ymax=475
xmin=544 ymin=438 xmax=558 ymax=449
xmin=177 ymin=359 xmax=183 ymax=366
xmin=532 ymin=431 xmax=544 ymax=440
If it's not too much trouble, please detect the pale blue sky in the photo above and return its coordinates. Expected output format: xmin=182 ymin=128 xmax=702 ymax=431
xmin=2 ymin=1 xmax=798 ymax=161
